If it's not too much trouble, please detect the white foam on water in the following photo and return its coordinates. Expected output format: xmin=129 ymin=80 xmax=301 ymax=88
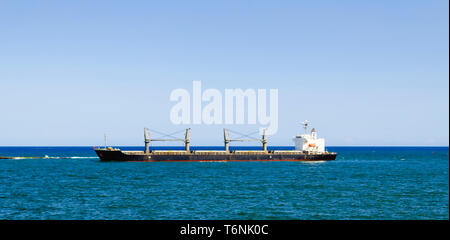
xmin=301 ymin=160 xmax=326 ymax=164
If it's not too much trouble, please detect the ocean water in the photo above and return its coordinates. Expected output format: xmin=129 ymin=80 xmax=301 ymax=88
xmin=0 ymin=146 xmax=448 ymax=220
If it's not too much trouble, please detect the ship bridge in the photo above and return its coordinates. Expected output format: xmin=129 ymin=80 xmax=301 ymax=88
xmin=293 ymin=120 xmax=326 ymax=153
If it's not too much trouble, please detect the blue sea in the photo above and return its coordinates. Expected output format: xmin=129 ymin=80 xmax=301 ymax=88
xmin=0 ymin=146 xmax=448 ymax=220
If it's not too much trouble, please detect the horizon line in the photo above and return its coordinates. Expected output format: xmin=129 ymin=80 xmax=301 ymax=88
xmin=0 ymin=145 xmax=448 ymax=148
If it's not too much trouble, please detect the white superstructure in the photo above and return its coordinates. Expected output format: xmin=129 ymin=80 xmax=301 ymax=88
xmin=293 ymin=120 xmax=326 ymax=153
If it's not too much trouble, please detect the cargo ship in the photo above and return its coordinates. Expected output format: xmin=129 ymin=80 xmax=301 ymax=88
xmin=94 ymin=121 xmax=337 ymax=162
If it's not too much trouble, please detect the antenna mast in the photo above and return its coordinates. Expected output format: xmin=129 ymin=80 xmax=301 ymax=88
xmin=301 ymin=120 xmax=309 ymax=134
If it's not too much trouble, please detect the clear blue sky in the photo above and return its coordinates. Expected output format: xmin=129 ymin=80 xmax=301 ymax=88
xmin=0 ymin=0 xmax=448 ymax=146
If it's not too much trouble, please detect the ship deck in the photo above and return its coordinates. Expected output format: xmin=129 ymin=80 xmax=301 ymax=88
xmin=119 ymin=150 xmax=336 ymax=155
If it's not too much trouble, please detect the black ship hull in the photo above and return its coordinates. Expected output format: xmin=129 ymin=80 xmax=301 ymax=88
xmin=95 ymin=149 xmax=337 ymax=162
